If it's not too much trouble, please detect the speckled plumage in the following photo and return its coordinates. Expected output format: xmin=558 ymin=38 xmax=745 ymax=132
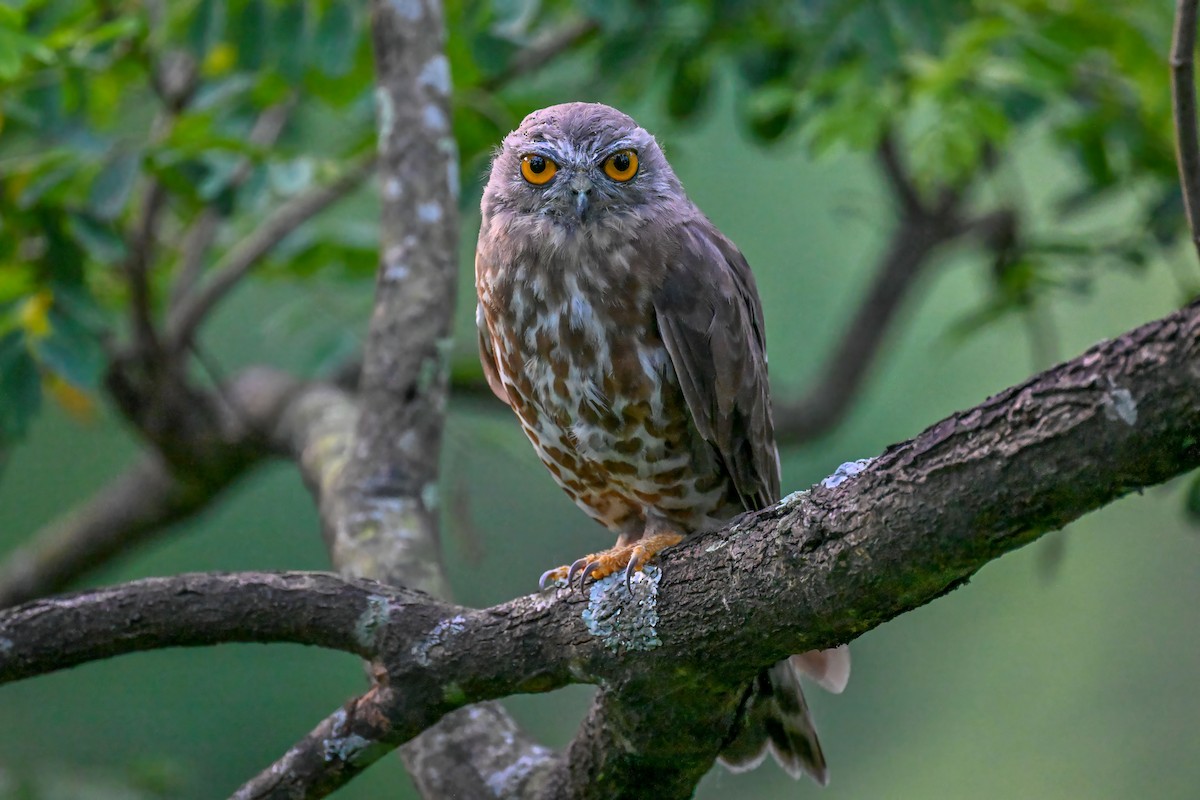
xmin=475 ymin=102 xmax=845 ymax=784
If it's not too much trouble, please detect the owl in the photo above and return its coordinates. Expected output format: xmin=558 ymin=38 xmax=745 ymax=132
xmin=475 ymin=102 xmax=849 ymax=783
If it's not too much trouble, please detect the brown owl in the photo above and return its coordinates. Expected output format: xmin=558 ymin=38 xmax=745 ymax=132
xmin=475 ymin=102 xmax=849 ymax=783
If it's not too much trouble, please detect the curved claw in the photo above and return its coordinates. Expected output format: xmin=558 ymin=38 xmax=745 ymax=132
xmin=580 ymin=560 xmax=602 ymax=590
xmin=566 ymin=557 xmax=590 ymax=590
xmin=624 ymin=546 xmax=647 ymax=594
xmin=539 ymin=567 xmax=565 ymax=591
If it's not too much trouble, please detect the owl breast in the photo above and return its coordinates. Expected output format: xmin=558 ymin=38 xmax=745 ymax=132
xmin=478 ymin=234 xmax=735 ymax=535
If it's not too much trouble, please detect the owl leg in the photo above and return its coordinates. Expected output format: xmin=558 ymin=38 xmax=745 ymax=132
xmin=538 ymin=522 xmax=684 ymax=593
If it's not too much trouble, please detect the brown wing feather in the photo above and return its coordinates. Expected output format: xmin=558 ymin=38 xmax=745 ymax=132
xmin=653 ymin=217 xmax=780 ymax=511
xmin=475 ymin=301 xmax=511 ymax=407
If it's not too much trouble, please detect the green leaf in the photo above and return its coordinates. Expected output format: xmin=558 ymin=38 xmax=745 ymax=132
xmin=0 ymin=29 xmax=25 ymax=81
xmin=196 ymin=150 xmax=243 ymax=200
xmin=67 ymin=211 xmax=128 ymax=265
xmin=267 ymin=157 xmax=315 ymax=197
xmin=0 ymin=331 xmax=42 ymax=441
xmin=235 ymin=0 xmax=268 ymax=71
xmin=667 ymin=50 xmax=714 ymax=122
xmin=273 ymin=2 xmax=309 ymax=81
xmin=186 ymin=0 xmax=225 ymax=59
xmin=87 ymin=147 xmax=142 ymax=220
xmin=33 ymin=309 xmax=105 ymax=389
xmin=315 ymin=2 xmax=356 ymax=77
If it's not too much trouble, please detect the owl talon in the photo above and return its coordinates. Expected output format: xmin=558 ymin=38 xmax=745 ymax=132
xmin=623 ymin=549 xmax=646 ymax=594
xmin=539 ymin=567 xmax=567 ymax=591
xmin=580 ymin=561 xmax=603 ymax=591
xmin=566 ymin=557 xmax=590 ymax=589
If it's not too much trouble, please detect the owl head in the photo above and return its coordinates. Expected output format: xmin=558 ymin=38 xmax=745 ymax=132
xmin=482 ymin=102 xmax=683 ymax=231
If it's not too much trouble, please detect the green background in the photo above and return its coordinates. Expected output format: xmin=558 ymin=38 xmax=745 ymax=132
xmin=1 ymin=85 xmax=1197 ymax=799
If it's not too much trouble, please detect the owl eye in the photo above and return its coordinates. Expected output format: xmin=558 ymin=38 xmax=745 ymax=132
xmin=520 ymin=154 xmax=557 ymax=185
xmin=603 ymin=149 xmax=638 ymax=182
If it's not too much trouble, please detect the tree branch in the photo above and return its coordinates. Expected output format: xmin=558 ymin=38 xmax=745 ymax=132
xmin=125 ymin=177 xmax=167 ymax=356
xmin=2 ymin=298 xmax=1195 ymax=797
xmin=165 ymin=152 xmax=377 ymax=351
xmin=169 ymin=99 xmax=296 ymax=311
xmin=0 ymin=368 xmax=321 ymax=609
xmin=772 ymin=137 xmax=1018 ymax=443
xmin=480 ymin=17 xmax=600 ymax=91
xmin=0 ymin=572 xmax=430 ymax=680
xmin=230 ymin=1 xmax=486 ymax=795
xmin=1172 ymin=0 xmax=1200 ymax=265
xmin=0 ymin=454 xmax=219 ymax=609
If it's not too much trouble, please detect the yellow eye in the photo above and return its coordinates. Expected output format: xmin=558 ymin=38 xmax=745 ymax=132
xmin=520 ymin=154 xmax=557 ymax=185
xmin=603 ymin=149 xmax=638 ymax=182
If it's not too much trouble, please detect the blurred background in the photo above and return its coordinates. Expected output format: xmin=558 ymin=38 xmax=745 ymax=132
xmin=1 ymin=1 xmax=1198 ymax=798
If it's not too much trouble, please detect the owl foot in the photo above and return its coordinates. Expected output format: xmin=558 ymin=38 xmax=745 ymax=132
xmin=538 ymin=531 xmax=685 ymax=593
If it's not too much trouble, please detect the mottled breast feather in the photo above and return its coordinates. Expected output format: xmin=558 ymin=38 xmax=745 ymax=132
xmin=477 ymin=198 xmax=778 ymax=535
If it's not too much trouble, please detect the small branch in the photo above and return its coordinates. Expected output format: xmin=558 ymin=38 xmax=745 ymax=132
xmin=0 ymin=454 xmax=215 ymax=609
xmin=170 ymin=99 xmax=296 ymax=310
xmin=231 ymin=686 xmax=405 ymax=800
xmin=1172 ymin=0 xmax=1200 ymax=265
xmin=772 ymin=146 xmax=1017 ymax=444
xmin=481 ymin=17 xmax=600 ymax=91
xmin=0 ymin=368 xmax=319 ymax=608
xmin=166 ymin=152 xmax=377 ymax=351
xmin=125 ymin=178 xmax=167 ymax=355
xmin=876 ymin=130 xmax=925 ymax=216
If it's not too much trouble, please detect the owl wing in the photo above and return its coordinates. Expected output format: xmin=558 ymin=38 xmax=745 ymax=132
xmin=475 ymin=301 xmax=511 ymax=407
xmin=653 ymin=217 xmax=780 ymax=511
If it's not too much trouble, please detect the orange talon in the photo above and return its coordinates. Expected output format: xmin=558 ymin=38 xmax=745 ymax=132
xmin=537 ymin=530 xmax=685 ymax=593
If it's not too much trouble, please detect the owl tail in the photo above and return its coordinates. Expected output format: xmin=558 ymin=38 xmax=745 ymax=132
xmin=717 ymin=645 xmax=851 ymax=785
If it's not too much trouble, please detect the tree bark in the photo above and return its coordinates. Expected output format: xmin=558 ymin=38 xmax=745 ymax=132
xmin=2 ymin=298 xmax=1196 ymax=798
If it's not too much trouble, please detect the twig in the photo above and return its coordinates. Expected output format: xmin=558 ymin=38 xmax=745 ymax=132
xmin=0 ymin=368 xmax=311 ymax=609
xmin=0 ymin=453 xmax=220 ymax=609
xmin=1172 ymin=0 xmax=1200 ymax=265
xmin=769 ymin=135 xmax=1015 ymax=444
xmin=230 ymin=686 xmax=405 ymax=800
xmin=165 ymin=152 xmax=377 ymax=351
xmin=772 ymin=192 xmax=1015 ymax=443
xmin=876 ymin=130 xmax=925 ymax=216
xmin=125 ymin=179 xmax=167 ymax=355
xmin=170 ymin=100 xmax=296 ymax=311
xmin=481 ymin=17 xmax=600 ymax=91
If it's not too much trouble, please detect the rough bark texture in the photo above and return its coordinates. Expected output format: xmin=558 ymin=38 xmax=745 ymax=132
xmin=324 ymin=0 xmax=458 ymax=594
xmin=2 ymin=298 xmax=1196 ymax=798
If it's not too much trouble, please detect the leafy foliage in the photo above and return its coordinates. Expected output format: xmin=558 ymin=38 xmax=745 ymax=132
xmin=0 ymin=0 xmax=1192 ymax=450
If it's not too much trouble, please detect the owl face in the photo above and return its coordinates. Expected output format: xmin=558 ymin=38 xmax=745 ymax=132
xmin=483 ymin=103 xmax=683 ymax=232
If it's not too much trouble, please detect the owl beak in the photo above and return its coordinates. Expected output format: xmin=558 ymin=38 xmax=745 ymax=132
xmin=569 ymin=175 xmax=592 ymax=220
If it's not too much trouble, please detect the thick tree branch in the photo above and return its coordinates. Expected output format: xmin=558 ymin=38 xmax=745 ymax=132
xmin=1173 ymin=0 xmax=1200 ymax=264
xmin=231 ymin=1 xmax=495 ymax=796
xmin=3 ymin=299 xmax=1196 ymax=798
xmin=0 ymin=572 xmax=430 ymax=680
